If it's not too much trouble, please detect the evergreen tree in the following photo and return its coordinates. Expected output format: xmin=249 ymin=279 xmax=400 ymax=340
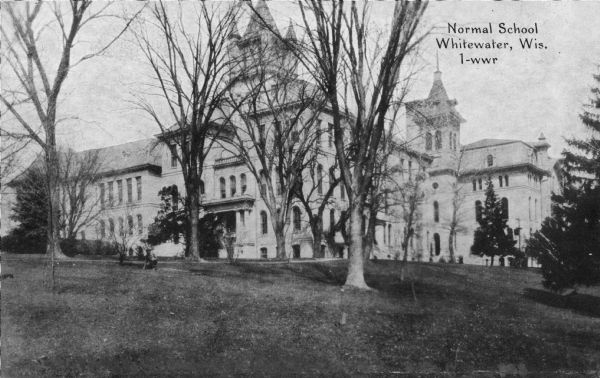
xmin=527 ymin=70 xmax=600 ymax=292
xmin=471 ymin=179 xmax=516 ymax=265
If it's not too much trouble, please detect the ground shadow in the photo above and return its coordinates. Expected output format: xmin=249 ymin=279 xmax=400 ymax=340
xmin=523 ymin=288 xmax=600 ymax=318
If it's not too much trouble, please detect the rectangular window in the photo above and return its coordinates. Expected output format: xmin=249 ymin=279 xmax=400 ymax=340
xmin=137 ymin=214 xmax=143 ymax=235
xmin=99 ymin=183 xmax=105 ymax=209
xmin=239 ymin=210 xmax=245 ymax=227
xmin=127 ymin=178 xmax=133 ymax=203
xmin=328 ymin=123 xmax=333 ymax=148
xmin=505 ymin=175 xmax=509 ymax=186
xmin=340 ymin=182 xmax=345 ymax=200
xmin=498 ymin=175 xmax=503 ymax=187
xmin=472 ymin=180 xmax=476 ymax=191
xmin=136 ymin=176 xmax=142 ymax=201
xmin=400 ymin=159 xmax=405 ymax=178
xmin=260 ymin=247 xmax=268 ymax=259
xmin=170 ymin=145 xmax=177 ymax=168
xmin=408 ymin=161 xmax=413 ymax=180
xmin=108 ymin=181 xmax=114 ymax=207
xmin=117 ymin=180 xmax=123 ymax=205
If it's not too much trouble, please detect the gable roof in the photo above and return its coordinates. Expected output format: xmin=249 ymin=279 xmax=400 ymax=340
xmin=87 ymin=138 xmax=161 ymax=176
xmin=462 ymin=138 xmax=521 ymax=150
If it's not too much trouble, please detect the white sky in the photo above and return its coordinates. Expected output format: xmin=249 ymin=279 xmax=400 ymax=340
xmin=5 ymin=1 xmax=600 ymax=161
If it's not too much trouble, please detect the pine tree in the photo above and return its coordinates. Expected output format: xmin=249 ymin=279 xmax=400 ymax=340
xmin=471 ymin=178 xmax=516 ymax=265
xmin=527 ymin=70 xmax=600 ymax=292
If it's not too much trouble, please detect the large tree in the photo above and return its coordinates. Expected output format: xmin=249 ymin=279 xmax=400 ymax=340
xmin=0 ymin=2 xmax=140 ymax=261
xmin=250 ymin=0 xmax=428 ymax=287
xmin=471 ymin=179 xmax=516 ymax=266
xmin=134 ymin=1 xmax=242 ymax=260
xmin=527 ymin=70 xmax=600 ymax=292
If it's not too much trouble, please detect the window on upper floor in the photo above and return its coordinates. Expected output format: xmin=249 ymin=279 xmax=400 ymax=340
xmin=499 ymin=175 xmax=503 ymax=187
xmin=293 ymin=206 xmax=302 ymax=231
xmin=425 ymin=132 xmax=432 ymax=151
xmin=108 ymin=218 xmax=115 ymax=236
xmin=99 ymin=183 xmax=105 ymax=209
xmin=108 ymin=181 xmax=114 ymax=206
xmin=478 ymin=178 xmax=482 ymax=190
xmin=505 ymin=175 xmax=509 ymax=186
xmin=127 ymin=178 xmax=132 ymax=203
xmin=230 ymin=176 xmax=237 ymax=197
xmin=340 ymin=182 xmax=345 ymax=200
xmin=487 ymin=154 xmax=494 ymax=167
xmin=328 ymin=123 xmax=333 ymax=148
xmin=240 ymin=174 xmax=247 ymax=194
xmin=433 ymin=201 xmax=440 ymax=223
xmin=501 ymin=197 xmax=509 ymax=221
xmin=435 ymin=130 xmax=442 ymax=150
xmin=127 ymin=215 xmax=134 ymax=235
xmin=317 ymin=164 xmax=323 ymax=194
xmin=220 ymin=177 xmax=226 ymax=199
xmin=472 ymin=179 xmax=476 ymax=192
xmin=475 ymin=200 xmax=483 ymax=223
xmin=117 ymin=180 xmax=123 ymax=205
xmin=136 ymin=177 xmax=142 ymax=201
xmin=170 ymin=145 xmax=177 ymax=168
xmin=200 ymin=180 xmax=205 ymax=195
xmin=137 ymin=214 xmax=143 ymax=235
xmin=261 ymin=211 xmax=268 ymax=235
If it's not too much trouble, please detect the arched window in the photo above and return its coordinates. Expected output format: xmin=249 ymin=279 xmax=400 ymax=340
xmin=433 ymin=201 xmax=440 ymax=223
xmin=260 ymin=211 xmax=268 ymax=235
xmin=259 ymin=170 xmax=267 ymax=195
xmin=504 ymin=175 xmax=509 ymax=186
xmin=330 ymin=209 xmax=335 ymax=231
xmin=472 ymin=179 xmax=477 ymax=191
xmin=478 ymin=178 xmax=482 ymax=190
xmin=118 ymin=217 xmax=124 ymax=236
xmin=317 ymin=164 xmax=323 ymax=194
xmin=487 ymin=154 xmax=494 ymax=167
xmin=230 ymin=175 xmax=237 ymax=197
xmin=501 ymin=197 xmax=509 ymax=221
xmin=425 ymin=132 xmax=432 ymax=151
xmin=99 ymin=220 xmax=106 ymax=238
xmin=240 ymin=174 xmax=247 ymax=194
xmin=293 ymin=206 xmax=302 ymax=231
xmin=435 ymin=130 xmax=442 ymax=150
xmin=127 ymin=215 xmax=134 ymax=235
xmin=108 ymin=218 xmax=115 ymax=236
xmin=199 ymin=180 xmax=205 ymax=195
xmin=137 ymin=214 xmax=143 ymax=235
xmin=475 ymin=200 xmax=483 ymax=223
xmin=220 ymin=177 xmax=226 ymax=198
xmin=433 ymin=233 xmax=441 ymax=256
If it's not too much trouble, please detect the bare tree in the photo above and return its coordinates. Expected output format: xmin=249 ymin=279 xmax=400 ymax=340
xmin=0 ymin=2 xmax=141 ymax=266
xmin=256 ymin=1 xmax=428 ymax=287
xmin=444 ymin=150 xmax=469 ymax=263
xmin=223 ymin=29 xmax=325 ymax=259
xmin=58 ymin=148 xmax=103 ymax=240
xmin=133 ymin=1 xmax=242 ymax=260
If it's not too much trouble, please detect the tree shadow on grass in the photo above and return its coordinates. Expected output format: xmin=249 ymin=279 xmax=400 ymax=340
xmin=523 ymin=288 xmax=600 ymax=318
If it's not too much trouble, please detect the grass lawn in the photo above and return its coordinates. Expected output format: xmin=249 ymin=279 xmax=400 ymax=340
xmin=2 ymin=255 xmax=600 ymax=376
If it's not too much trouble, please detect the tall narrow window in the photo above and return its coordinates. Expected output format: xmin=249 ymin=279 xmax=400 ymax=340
xmin=293 ymin=206 xmax=302 ymax=231
xmin=200 ymin=180 xmax=205 ymax=195
xmin=475 ymin=200 xmax=483 ymax=223
xmin=316 ymin=121 xmax=322 ymax=148
xmin=400 ymin=159 xmax=405 ymax=178
xmin=259 ymin=170 xmax=267 ymax=195
xmin=408 ymin=160 xmax=413 ymax=180
xmin=108 ymin=181 xmax=114 ymax=206
xmin=487 ymin=154 xmax=494 ymax=167
xmin=260 ymin=211 xmax=268 ymax=235
xmin=239 ymin=210 xmax=245 ymax=227
xmin=100 ymin=183 xmax=105 ymax=209
xmin=258 ymin=124 xmax=265 ymax=141
xmin=170 ymin=145 xmax=177 ymax=168
xmin=127 ymin=215 xmax=134 ymax=235
xmin=535 ymin=198 xmax=538 ymax=220
xmin=499 ymin=175 xmax=503 ymax=187
xmin=388 ymin=224 xmax=392 ymax=245
xmin=434 ymin=233 xmax=441 ymax=256
xmin=240 ymin=174 xmax=247 ymax=194
xmin=478 ymin=178 xmax=482 ymax=190
xmin=433 ymin=201 xmax=440 ymax=223
xmin=328 ymin=123 xmax=333 ymax=148
xmin=126 ymin=178 xmax=132 ymax=203
xmin=137 ymin=214 xmax=143 ymax=235
xmin=136 ymin=177 xmax=142 ymax=201
xmin=501 ymin=197 xmax=509 ymax=220
xmin=472 ymin=179 xmax=476 ymax=191
xmin=117 ymin=180 xmax=123 ymax=205
xmin=425 ymin=132 xmax=432 ymax=151
xmin=330 ymin=209 xmax=335 ymax=231
xmin=340 ymin=182 xmax=345 ymax=200
xmin=435 ymin=130 xmax=442 ymax=150
xmin=504 ymin=175 xmax=509 ymax=186
xmin=230 ymin=175 xmax=237 ymax=197
xmin=528 ymin=197 xmax=532 ymax=220
xmin=108 ymin=218 xmax=115 ymax=236
xmin=118 ymin=217 xmax=124 ymax=236
xmin=220 ymin=177 xmax=226 ymax=198
xmin=317 ymin=164 xmax=323 ymax=194
xmin=99 ymin=220 xmax=106 ymax=238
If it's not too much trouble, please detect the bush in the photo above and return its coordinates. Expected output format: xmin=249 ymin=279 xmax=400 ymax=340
xmin=0 ymin=231 xmax=45 ymax=253
xmin=60 ymin=239 xmax=118 ymax=256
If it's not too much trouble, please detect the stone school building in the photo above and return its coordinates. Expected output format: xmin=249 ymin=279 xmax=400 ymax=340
xmin=1 ymin=1 xmax=560 ymax=264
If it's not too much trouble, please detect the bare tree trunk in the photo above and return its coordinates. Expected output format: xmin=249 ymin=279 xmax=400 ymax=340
xmin=448 ymin=231 xmax=455 ymax=263
xmin=46 ymin=147 xmax=67 ymax=259
xmin=311 ymin=219 xmax=323 ymax=258
xmin=344 ymin=204 xmax=368 ymax=289
xmin=275 ymin=224 xmax=287 ymax=259
xmin=188 ymin=189 xmax=201 ymax=261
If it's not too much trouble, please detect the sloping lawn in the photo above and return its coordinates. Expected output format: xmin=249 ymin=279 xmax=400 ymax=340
xmin=2 ymin=256 xmax=600 ymax=376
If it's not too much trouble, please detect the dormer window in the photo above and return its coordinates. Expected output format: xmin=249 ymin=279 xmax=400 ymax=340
xmin=487 ymin=154 xmax=494 ymax=167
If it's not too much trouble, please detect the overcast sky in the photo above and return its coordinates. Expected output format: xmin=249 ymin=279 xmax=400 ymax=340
xmin=6 ymin=1 xmax=600 ymax=161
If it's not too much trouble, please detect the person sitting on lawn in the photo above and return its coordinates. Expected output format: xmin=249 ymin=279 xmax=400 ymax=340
xmin=144 ymin=248 xmax=158 ymax=270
